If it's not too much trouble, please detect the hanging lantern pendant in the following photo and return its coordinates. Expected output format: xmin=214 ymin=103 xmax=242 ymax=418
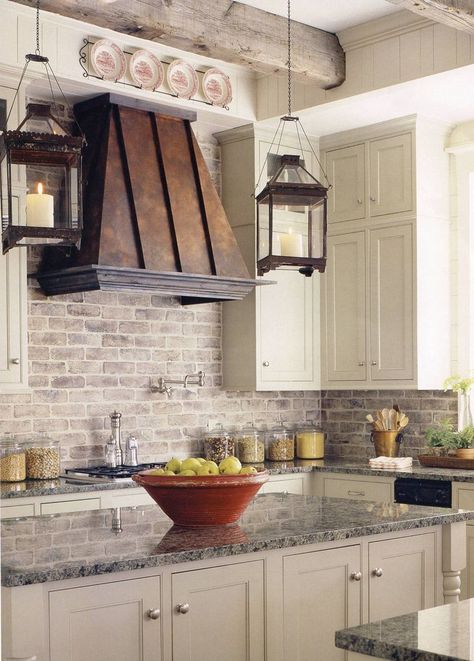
xmin=0 ymin=0 xmax=84 ymax=253
xmin=255 ymin=0 xmax=330 ymax=277
xmin=256 ymin=154 xmax=328 ymax=277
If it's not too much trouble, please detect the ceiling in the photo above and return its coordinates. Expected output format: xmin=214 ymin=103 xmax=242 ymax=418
xmin=238 ymin=0 xmax=401 ymax=33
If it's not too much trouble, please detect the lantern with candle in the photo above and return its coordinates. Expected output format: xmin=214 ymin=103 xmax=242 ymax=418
xmin=256 ymin=154 xmax=328 ymax=277
xmin=1 ymin=102 xmax=83 ymax=253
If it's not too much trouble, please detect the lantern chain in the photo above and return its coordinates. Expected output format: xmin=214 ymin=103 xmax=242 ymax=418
xmin=287 ymin=0 xmax=292 ymax=118
xmin=35 ymin=0 xmax=41 ymax=55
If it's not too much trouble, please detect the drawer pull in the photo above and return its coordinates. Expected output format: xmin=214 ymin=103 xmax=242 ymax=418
xmin=177 ymin=603 xmax=190 ymax=614
xmin=372 ymin=568 xmax=383 ymax=578
xmin=350 ymin=571 xmax=362 ymax=581
xmin=347 ymin=490 xmax=365 ymax=496
xmin=263 ymin=361 xmax=270 ymax=367
xmin=146 ymin=608 xmax=161 ymax=620
xmin=11 ymin=358 xmax=20 ymax=365
xmin=357 ymin=199 xmax=363 ymax=205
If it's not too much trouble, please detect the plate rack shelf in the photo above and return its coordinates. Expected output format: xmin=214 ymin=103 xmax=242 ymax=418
xmin=78 ymin=39 xmax=230 ymax=110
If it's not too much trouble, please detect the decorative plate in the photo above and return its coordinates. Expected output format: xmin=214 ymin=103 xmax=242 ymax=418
xmin=90 ymin=39 xmax=126 ymax=81
xmin=167 ymin=59 xmax=199 ymax=99
xmin=129 ymin=49 xmax=164 ymax=90
xmin=202 ymin=68 xmax=232 ymax=107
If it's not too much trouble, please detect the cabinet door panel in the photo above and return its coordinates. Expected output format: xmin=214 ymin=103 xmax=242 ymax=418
xmin=258 ymin=269 xmax=315 ymax=385
xmin=172 ymin=561 xmax=265 ymax=661
xmin=283 ymin=545 xmax=361 ymax=661
xmin=49 ymin=576 xmax=162 ymax=661
xmin=325 ymin=232 xmax=366 ymax=382
xmin=369 ymin=134 xmax=413 ymax=217
xmin=368 ymin=533 xmax=435 ymax=622
xmin=369 ymin=225 xmax=414 ymax=381
xmin=326 ymin=145 xmax=365 ymax=223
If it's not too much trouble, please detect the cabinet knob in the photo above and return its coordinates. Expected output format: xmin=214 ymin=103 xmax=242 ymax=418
xmin=146 ymin=608 xmax=161 ymax=620
xmin=350 ymin=571 xmax=362 ymax=582
xmin=358 ymin=361 xmax=365 ymax=366
xmin=371 ymin=361 xmax=377 ymax=366
xmin=11 ymin=358 xmax=20 ymax=365
xmin=372 ymin=567 xmax=383 ymax=577
xmin=370 ymin=196 xmax=376 ymax=202
xmin=177 ymin=603 xmax=190 ymax=614
xmin=262 ymin=361 xmax=270 ymax=367
xmin=347 ymin=490 xmax=365 ymax=497
xmin=357 ymin=199 xmax=363 ymax=205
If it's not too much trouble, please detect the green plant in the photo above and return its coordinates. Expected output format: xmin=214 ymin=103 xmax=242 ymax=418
xmin=425 ymin=418 xmax=457 ymax=448
xmin=457 ymin=426 xmax=474 ymax=449
xmin=443 ymin=375 xmax=474 ymax=394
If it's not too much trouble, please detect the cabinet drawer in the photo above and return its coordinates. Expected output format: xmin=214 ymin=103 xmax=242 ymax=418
xmin=457 ymin=489 xmax=474 ymax=510
xmin=101 ymin=491 xmax=155 ymax=509
xmin=0 ymin=503 xmax=35 ymax=519
xmin=261 ymin=476 xmax=304 ymax=495
xmin=323 ymin=477 xmax=391 ymax=502
xmin=40 ymin=498 xmax=101 ymax=515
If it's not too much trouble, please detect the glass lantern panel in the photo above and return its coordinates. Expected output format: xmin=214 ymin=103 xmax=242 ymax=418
xmin=309 ymin=200 xmax=325 ymax=259
xmin=17 ymin=163 xmax=76 ymax=229
xmin=272 ymin=193 xmax=308 ymax=258
xmin=274 ymin=163 xmax=319 ymax=185
xmin=20 ymin=114 xmax=67 ymax=136
xmin=257 ymin=200 xmax=270 ymax=260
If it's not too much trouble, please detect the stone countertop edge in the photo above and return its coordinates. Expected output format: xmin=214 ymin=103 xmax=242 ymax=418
xmin=2 ymin=505 xmax=474 ymax=588
xmin=3 ymin=459 xmax=474 ymax=499
xmin=334 ymin=630 xmax=446 ymax=661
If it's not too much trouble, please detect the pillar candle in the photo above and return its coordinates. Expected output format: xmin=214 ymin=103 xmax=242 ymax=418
xmin=26 ymin=183 xmax=54 ymax=228
xmin=280 ymin=230 xmax=303 ymax=256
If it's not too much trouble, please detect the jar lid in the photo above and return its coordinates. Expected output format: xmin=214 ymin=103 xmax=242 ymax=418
xmin=0 ymin=438 xmax=22 ymax=450
xmin=297 ymin=421 xmax=322 ymax=432
xmin=271 ymin=421 xmax=288 ymax=432
xmin=26 ymin=436 xmax=59 ymax=447
xmin=207 ymin=422 xmax=229 ymax=438
xmin=240 ymin=422 xmax=258 ymax=435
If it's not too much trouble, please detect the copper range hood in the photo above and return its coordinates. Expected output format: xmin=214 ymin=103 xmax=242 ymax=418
xmin=36 ymin=94 xmax=257 ymax=304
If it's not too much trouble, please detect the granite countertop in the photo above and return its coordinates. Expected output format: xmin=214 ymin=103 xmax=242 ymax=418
xmin=336 ymin=598 xmax=474 ymax=660
xmin=2 ymin=493 xmax=474 ymax=587
xmin=2 ymin=458 xmax=474 ymax=500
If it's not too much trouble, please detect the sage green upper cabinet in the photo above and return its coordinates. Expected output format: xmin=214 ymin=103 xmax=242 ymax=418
xmin=321 ymin=116 xmax=450 ymax=390
xmin=216 ymin=124 xmax=320 ymax=391
xmin=325 ymin=130 xmax=413 ymax=225
xmin=326 ymin=143 xmax=366 ymax=223
xmin=0 ymin=81 xmax=28 ymax=392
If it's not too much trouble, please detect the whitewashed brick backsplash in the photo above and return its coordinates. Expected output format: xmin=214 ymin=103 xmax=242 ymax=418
xmin=1 ymin=288 xmax=320 ymax=467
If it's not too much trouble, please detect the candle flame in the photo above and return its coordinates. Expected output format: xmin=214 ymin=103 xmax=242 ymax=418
xmin=37 ymin=183 xmax=43 ymax=195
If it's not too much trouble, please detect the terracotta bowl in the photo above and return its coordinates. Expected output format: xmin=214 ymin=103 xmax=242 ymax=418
xmin=132 ymin=469 xmax=269 ymax=526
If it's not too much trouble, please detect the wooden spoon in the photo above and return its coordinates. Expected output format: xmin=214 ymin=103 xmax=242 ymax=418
xmin=389 ymin=409 xmax=398 ymax=431
xmin=376 ymin=410 xmax=385 ymax=429
xmin=399 ymin=415 xmax=409 ymax=429
xmin=381 ymin=408 xmax=391 ymax=430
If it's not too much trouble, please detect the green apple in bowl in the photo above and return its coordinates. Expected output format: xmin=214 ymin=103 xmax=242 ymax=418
xmin=218 ymin=456 xmax=242 ymax=475
xmin=181 ymin=458 xmax=202 ymax=473
xmin=195 ymin=458 xmax=207 ymax=465
xmin=240 ymin=466 xmax=258 ymax=475
xmin=148 ymin=468 xmax=166 ymax=475
xmin=178 ymin=469 xmax=197 ymax=476
xmin=162 ymin=470 xmax=176 ymax=475
xmin=165 ymin=457 xmax=182 ymax=473
xmin=196 ymin=461 xmax=219 ymax=476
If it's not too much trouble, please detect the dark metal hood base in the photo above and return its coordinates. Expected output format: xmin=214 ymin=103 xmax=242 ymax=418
xmin=34 ymin=264 xmax=261 ymax=305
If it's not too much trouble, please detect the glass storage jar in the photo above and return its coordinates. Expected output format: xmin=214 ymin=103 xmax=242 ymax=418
xmin=0 ymin=439 xmax=26 ymax=482
xmin=204 ymin=423 xmax=235 ymax=464
xmin=237 ymin=423 xmax=264 ymax=464
xmin=265 ymin=422 xmax=295 ymax=461
xmin=296 ymin=423 xmax=325 ymax=459
xmin=25 ymin=437 xmax=61 ymax=479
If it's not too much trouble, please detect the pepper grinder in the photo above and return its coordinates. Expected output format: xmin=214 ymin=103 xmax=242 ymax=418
xmin=110 ymin=410 xmax=123 ymax=467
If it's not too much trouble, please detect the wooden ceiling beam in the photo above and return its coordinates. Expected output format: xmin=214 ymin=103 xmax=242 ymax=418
xmin=386 ymin=0 xmax=474 ymax=33
xmin=10 ymin=0 xmax=345 ymax=88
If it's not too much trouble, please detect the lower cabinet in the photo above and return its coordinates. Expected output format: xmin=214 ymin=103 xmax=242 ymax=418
xmin=452 ymin=483 xmax=474 ymax=599
xmin=49 ymin=576 xmax=162 ymax=661
xmin=367 ymin=533 xmax=436 ymax=621
xmin=172 ymin=561 xmax=265 ymax=661
xmin=283 ymin=546 xmax=361 ymax=661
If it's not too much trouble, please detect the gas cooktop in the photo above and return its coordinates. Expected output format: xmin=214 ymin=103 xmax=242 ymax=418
xmin=63 ymin=463 xmax=164 ymax=483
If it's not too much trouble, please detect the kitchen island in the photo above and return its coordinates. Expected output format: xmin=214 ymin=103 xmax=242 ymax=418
xmin=2 ymin=492 xmax=473 ymax=661
xmin=336 ymin=597 xmax=474 ymax=660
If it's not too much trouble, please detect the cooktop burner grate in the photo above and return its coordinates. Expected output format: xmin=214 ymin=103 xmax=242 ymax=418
xmin=64 ymin=463 xmax=164 ymax=481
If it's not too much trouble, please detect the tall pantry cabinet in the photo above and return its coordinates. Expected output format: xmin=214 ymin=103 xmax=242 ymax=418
xmin=320 ymin=116 xmax=451 ymax=390
xmin=0 ymin=80 xmax=28 ymax=391
xmin=216 ymin=124 xmax=320 ymax=391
